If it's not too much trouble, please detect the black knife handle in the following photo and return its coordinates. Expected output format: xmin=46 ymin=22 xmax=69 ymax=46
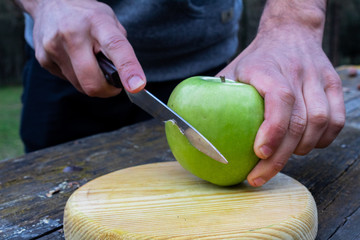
xmin=96 ymin=52 xmax=123 ymax=88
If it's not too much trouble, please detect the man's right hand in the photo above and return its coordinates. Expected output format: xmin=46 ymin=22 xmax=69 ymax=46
xmin=18 ymin=0 xmax=146 ymax=97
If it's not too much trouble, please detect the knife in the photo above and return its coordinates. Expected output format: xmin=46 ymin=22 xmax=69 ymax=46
xmin=96 ymin=52 xmax=228 ymax=164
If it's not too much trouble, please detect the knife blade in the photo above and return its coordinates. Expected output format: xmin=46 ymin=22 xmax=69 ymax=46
xmin=96 ymin=52 xmax=228 ymax=164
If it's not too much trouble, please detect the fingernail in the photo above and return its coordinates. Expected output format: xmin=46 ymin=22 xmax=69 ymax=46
xmin=129 ymin=75 xmax=145 ymax=91
xmin=260 ymin=145 xmax=273 ymax=159
xmin=253 ymin=177 xmax=266 ymax=187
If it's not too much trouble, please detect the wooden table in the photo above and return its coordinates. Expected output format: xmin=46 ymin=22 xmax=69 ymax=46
xmin=1 ymin=71 xmax=360 ymax=240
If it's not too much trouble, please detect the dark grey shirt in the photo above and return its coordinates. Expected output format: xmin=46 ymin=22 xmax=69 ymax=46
xmin=25 ymin=0 xmax=242 ymax=82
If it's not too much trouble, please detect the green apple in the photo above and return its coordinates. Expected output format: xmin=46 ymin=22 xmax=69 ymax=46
xmin=165 ymin=76 xmax=264 ymax=186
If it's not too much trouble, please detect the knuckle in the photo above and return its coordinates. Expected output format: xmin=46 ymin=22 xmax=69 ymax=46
xmin=82 ymin=84 xmax=101 ymax=97
xmin=57 ymin=23 xmax=84 ymax=47
xmin=288 ymin=114 xmax=307 ymax=136
xmin=35 ymin=51 xmax=51 ymax=69
xmin=323 ymin=69 xmax=342 ymax=91
xmin=271 ymin=160 xmax=286 ymax=173
xmin=325 ymin=78 xmax=342 ymax=92
xmin=330 ymin=116 xmax=345 ymax=134
xmin=103 ymin=35 xmax=127 ymax=51
xmin=117 ymin=59 xmax=137 ymax=73
xmin=61 ymin=31 xmax=80 ymax=46
xmin=277 ymin=87 xmax=296 ymax=106
xmin=271 ymin=122 xmax=288 ymax=138
xmin=79 ymin=77 xmax=102 ymax=97
xmin=117 ymin=23 xmax=127 ymax=37
xmin=58 ymin=24 xmax=74 ymax=38
xmin=294 ymin=145 xmax=312 ymax=156
xmin=42 ymin=38 xmax=58 ymax=55
xmin=306 ymin=9 xmax=325 ymax=29
xmin=308 ymin=110 xmax=328 ymax=129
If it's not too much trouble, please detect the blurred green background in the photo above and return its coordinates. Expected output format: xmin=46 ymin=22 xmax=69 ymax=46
xmin=1 ymin=0 xmax=359 ymax=160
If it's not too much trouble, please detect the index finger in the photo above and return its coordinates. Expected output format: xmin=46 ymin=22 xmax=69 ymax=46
xmin=67 ymin=38 xmax=122 ymax=97
xmin=249 ymin=71 xmax=296 ymax=160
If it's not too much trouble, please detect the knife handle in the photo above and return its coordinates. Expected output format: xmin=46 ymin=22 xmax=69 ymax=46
xmin=96 ymin=52 xmax=123 ymax=88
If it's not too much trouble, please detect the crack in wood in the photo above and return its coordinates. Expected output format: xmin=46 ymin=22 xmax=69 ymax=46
xmin=328 ymin=205 xmax=360 ymax=239
xmin=321 ymin=156 xmax=358 ymax=211
xmin=29 ymin=225 xmax=63 ymax=240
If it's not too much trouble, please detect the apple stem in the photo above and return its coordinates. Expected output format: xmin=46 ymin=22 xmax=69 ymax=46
xmin=220 ymin=76 xmax=226 ymax=83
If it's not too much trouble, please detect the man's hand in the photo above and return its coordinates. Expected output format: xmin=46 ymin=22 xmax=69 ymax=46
xmin=217 ymin=0 xmax=345 ymax=187
xmin=17 ymin=0 xmax=146 ymax=97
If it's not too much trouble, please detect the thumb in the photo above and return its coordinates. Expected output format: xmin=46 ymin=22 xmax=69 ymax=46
xmin=94 ymin=26 xmax=146 ymax=93
xmin=103 ymin=38 xmax=146 ymax=93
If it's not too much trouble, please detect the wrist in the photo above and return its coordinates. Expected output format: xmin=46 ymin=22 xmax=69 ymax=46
xmin=14 ymin=0 xmax=41 ymax=16
xmin=257 ymin=0 xmax=326 ymax=42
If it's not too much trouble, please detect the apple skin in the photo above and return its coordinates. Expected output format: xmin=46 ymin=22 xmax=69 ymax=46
xmin=165 ymin=76 xmax=264 ymax=186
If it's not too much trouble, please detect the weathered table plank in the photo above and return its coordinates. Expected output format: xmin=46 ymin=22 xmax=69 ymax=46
xmin=1 ymin=71 xmax=359 ymax=239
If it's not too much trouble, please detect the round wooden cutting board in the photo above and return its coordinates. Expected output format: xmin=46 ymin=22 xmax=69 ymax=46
xmin=64 ymin=161 xmax=317 ymax=239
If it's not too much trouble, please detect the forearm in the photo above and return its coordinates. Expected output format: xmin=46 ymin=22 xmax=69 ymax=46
xmin=258 ymin=0 xmax=327 ymax=42
xmin=13 ymin=0 xmax=94 ymax=17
